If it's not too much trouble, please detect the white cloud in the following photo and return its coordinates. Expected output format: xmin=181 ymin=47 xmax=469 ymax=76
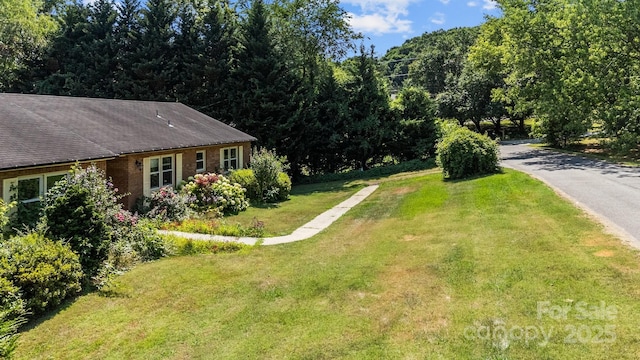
xmin=430 ymin=12 xmax=445 ymax=25
xmin=344 ymin=0 xmax=419 ymax=35
xmin=467 ymin=1 xmax=478 ymax=7
xmin=482 ymin=0 xmax=498 ymax=10
xmin=439 ymin=0 xmax=450 ymax=4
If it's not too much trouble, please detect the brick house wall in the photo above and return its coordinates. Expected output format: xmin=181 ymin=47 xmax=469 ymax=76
xmin=1 ymin=142 xmax=252 ymax=211
xmin=106 ymin=142 xmax=252 ymax=209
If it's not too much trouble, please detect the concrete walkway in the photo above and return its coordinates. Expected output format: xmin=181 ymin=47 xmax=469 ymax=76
xmin=159 ymin=185 xmax=379 ymax=246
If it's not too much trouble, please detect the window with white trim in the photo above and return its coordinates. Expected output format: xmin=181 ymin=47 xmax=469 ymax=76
xmin=4 ymin=171 xmax=67 ymax=208
xmin=149 ymin=155 xmax=174 ymax=190
xmin=196 ymin=151 xmax=206 ymax=173
xmin=222 ymin=147 xmax=238 ymax=171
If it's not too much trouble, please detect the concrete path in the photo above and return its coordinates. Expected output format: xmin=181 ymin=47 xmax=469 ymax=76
xmin=159 ymin=185 xmax=379 ymax=246
xmin=500 ymin=142 xmax=640 ymax=249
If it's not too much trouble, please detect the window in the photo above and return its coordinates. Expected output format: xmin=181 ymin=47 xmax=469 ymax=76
xmin=45 ymin=174 xmax=65 ymax=193
xmin=148 ymin=155 xmax=174 ymax=190
xmin=222 ymin=147 xmax=238 ymax=171
xmin=196 ymin=151 xmax=205 ymax=172
xmin=17 ymin=177 xmax=41 ymax=204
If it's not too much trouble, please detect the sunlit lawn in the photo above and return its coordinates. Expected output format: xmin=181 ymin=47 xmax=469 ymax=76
xmin=15 ymin=169 xmax=640 ymax=359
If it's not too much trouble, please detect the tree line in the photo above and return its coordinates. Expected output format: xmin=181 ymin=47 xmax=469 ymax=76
xmin=382 ymin=0 xmax=640 ymax=151
xmin=2 ymin=0 xmax=438 ymax=179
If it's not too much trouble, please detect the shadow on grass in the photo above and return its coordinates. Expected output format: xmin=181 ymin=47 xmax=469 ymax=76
xmin=18 ymin=288 xmax=87 ymax=332
xmin=442 ymin=169 xmax=505 ymax=183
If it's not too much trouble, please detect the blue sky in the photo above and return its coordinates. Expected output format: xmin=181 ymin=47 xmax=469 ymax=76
xmin=340 ymin=0 xmax=502 ymax=56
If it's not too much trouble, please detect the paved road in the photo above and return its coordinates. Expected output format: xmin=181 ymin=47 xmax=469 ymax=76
xmin=500 ymin=142 xmax=640 ymax=249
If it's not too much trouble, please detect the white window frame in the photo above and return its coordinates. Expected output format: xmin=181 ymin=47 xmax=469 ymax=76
xmin=3 ymin=171 xmax=68 ymax=206
xmin=148 ymin=155 xmax=174 ymax=191
xmin=220 ymin=146 xmax=243 ymax=171
xmin=15 ymin=175 xmax=43 ymax=204
xmin=196 ymin=151 xmax=206 ymax=173
xmin=143 ymin=153 xmax=182 ymax=197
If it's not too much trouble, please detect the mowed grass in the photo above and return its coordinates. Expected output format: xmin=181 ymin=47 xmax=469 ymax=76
xmin=216 ymin=181 xmax=367 ymax=236
xmin=15 ymin=170 xmax=640 ymax=359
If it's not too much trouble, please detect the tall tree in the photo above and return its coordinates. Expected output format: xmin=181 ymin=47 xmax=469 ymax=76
xmin=344 ymin=45 xmax=393 ymax=169
xmin=229 ymin=0 xmax=299 ymax=153
xmin=0 ymin=0 xmax=57 ymax=89
xmin=132 ymin=0 xmax=177 ymax=100
xmin=113 ymin=0 xmax=142 ymax=99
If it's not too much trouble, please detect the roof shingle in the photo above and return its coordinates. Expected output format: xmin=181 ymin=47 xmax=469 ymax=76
xmin=0 ymin=94 xmax=256 ymax=170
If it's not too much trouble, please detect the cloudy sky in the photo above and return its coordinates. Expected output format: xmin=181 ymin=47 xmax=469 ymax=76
xmin=340 ymin=0 xmax=501 ymax=56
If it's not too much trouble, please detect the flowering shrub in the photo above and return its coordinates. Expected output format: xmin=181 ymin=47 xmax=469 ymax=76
xmin=182 ymin=173 xmax=249 ymax=215
xmin=43 ymin=164 xmax=171 ymax=278
xmin=138 ymin=187 xmax=191 ymax=222
xmin=43 ymin=164 xmax=123 ymax=276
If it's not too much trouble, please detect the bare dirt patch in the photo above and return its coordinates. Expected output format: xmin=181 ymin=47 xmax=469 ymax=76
xmin=594 ymin=250 xmax=615 ymax=257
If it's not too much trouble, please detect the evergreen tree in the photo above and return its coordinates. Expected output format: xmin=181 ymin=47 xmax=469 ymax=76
xmin=133 ymin=0 xmax=177 ymax=100
xmin=229 ymin=0 xmax=299 ymax=153
xmin=113 ymin=0 xmax=142 ymax=99
xmin=344 ymin=45 xmax=393 ymax=169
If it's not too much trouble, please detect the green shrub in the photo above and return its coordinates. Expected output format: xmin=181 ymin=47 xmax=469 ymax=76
xmin=0 ymin=200 xmax=14 ymax=237
xmin=273 ymin=172 xmax=292 ymax=202
xmin=250 ymin=148 xmax=289 ymax=202
xmin=229 ymin=169 xmax=259 ymax=200
xmin=42 ymin=164 xmax=122 ymax=276
xmin=436 ymin=126 xmax=500 ymax=179
xmin=0 ymin=233 xmax=83 ymax=315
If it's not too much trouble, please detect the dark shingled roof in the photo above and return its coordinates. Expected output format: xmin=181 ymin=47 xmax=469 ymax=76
xmin=0 ymin=94 xmax=256 ymax=170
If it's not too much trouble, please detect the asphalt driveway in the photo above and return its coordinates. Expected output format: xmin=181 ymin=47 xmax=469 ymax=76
xmin=500 ymin=142 xmax=640 ymax=249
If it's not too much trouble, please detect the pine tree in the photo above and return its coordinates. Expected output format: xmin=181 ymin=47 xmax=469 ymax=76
xmin=228 ymin=0 xmax=299 ymax=152
xmin=344 ymin=45 xmax=393 ymax=169
xmin=113 ymin=0 xmax=142 ymax=99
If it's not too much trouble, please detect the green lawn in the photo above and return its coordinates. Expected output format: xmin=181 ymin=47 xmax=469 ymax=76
xmin=15 ymin=169 xmax=640 ymax=359
xmin=164 ymin=180 xmax=368 ymax=237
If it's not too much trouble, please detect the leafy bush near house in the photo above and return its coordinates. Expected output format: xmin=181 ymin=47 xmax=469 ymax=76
xmin=0 ymin=233 xmax=83 ymax=315
xmin=0 ymin=200 xmax=14 ymax=237
xmin=250 ymin=148 xmax=290 ymax=202
xmin=436 ymin=126 xmax=500 ymax=179
xmin=42 ymin=165 xmax=122 ymax=276
xmin=137 ymin=187 xmax=191 ymax=222
xmin=230 ymin=168 xmax=291 ymax=203
xmin=274 ymin=172 xmax=292 ymax=202
xmin=182 ymin=173 xmax=249 ymax=215
xmin=229 ymin=169 xmax=259 ymax=200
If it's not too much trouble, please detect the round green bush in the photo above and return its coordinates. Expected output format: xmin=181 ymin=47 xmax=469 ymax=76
xmin=436 ymin=127 xmax=499 ymax=179
xmin=275 ymin=172 xmax=292 ymax=201
xmin=229 ymin=169 xmax=259 ymax=200
xmin=0 ymin=233 xmax=83 ymax=314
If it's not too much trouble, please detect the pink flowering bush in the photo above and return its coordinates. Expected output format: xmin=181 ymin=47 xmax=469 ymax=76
xmin=182 ymin=173 xmax=249 ymax=215
xmin=138 ymin=186 xmax=191 ymax=222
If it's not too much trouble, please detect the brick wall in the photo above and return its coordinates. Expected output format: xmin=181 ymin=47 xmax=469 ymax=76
xmin=0 ymin=161 xmax=108 ymax=200
xmin=106 ymin=142 xmax=253 ymax=209
xmin=0 ymin=143 xmax=253 ymax=210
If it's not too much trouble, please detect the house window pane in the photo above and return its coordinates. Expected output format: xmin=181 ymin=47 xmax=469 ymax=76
xmin=162 ymin=171 xmax=173 ymax=186
xmin=150 ymin=173 xmax=160 ymax=188
xmin=46 ymin=174 xmax=65 ymax=193
xmin=230 ymin=159 xmax=237 ymax=169
xmin=196 ymin=151 xmax=205 ymax=172
xmin=150 ymin=159 xmax=159 ymax=173
xmin=18 ymin=178 xmax=40 ymax=202
xmin=230 ymin=148 xmax=236 ymax=158
xmin=162 ymin=157 xmax=172 ymax=170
